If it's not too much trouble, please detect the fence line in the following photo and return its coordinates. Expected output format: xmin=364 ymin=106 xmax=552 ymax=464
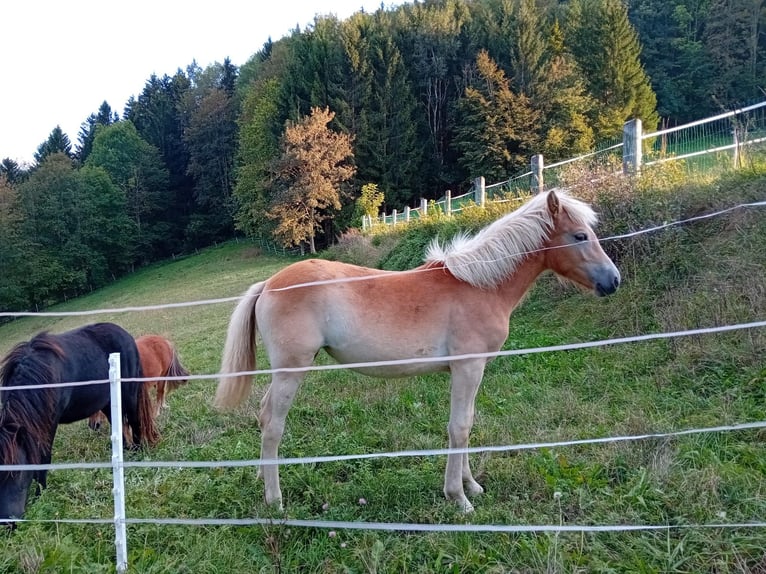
xmin=371 ymin=99 xmax=766 ymax=227
xmin=1 ymin=314 xmax=764 ymax=423
xmin=4 ymin=417 xmax=766 ymax=474
xmin=3 ymin=317 xmax=765 ymax=394
xmin=10 ymin=516 xmax=766 ymax=535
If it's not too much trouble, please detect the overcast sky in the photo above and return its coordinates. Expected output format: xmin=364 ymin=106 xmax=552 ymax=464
xmin=1 ymin=1 xmax=396 ymax=165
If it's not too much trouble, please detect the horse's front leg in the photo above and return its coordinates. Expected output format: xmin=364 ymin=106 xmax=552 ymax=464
xmin=444 ymin=359 xmax=486 ymax=513
xmin=258 ymin=373 xmax=304 ymax=511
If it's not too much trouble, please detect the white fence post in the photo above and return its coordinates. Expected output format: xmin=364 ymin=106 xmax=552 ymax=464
xmin=531 ymin=154 xmax=544 ymax=194
xmin=404 ymin=206 xmax=410 ymax=222
xmin=473 ymin=176 xmax=486 ymax=206
xmin=392 ymin=209 xmax=398 ymax=225
xmin=109 ymin=353 xmax=128 ymax=573
xmin=445 ymin=190 xmax=452 ymax=215
xmin=623 ymin=118 xmax=642 ymax=175
xmin=420 ymin=198 xmax=428 ymax=217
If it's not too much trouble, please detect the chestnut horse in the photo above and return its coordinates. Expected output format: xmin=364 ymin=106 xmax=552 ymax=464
xmin=0 ymin=323 xmax=159 ymax=523
xmin=88 ymin=335 xmax=189 ymax=432
xmin=215 ymin=189 xmax=620 ymax=512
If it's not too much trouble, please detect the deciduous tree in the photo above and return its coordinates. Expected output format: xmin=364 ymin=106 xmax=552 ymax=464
xmin=86 ymin=121 xmax=170 ymax=262
xmin=268 ymin=107 xmax=355 ymax=253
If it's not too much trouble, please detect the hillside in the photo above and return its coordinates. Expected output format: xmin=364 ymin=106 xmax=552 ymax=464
xmin=1 ymin=167 xmax=765 ymax=573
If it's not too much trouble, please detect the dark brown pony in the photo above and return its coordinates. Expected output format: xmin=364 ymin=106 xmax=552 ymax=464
xmin=88 ymin=334 xmax=189 ymax=431
xmin=0 ymin=323 xmax=159 ymax=523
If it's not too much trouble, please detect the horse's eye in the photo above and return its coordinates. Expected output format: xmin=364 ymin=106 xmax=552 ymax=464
xmin=573 ymin=232 xmax=588 ymax=242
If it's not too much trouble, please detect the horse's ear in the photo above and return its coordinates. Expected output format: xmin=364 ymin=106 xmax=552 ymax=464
xmin=547 ymin=189 xmax=560 ymax=218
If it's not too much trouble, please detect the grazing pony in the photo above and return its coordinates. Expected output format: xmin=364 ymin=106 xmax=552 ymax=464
xmin=0 ymin=322 xmax=159 ymax=523
xmin=88 ymin=334 xmax=190 ymax=431
xmin=215 ymin=189 xmax=620 ymax=512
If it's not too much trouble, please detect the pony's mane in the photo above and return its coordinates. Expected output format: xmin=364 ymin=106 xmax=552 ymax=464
xmin=0 ymin=335 xmax=63 ymax=464
xmin=424 ymin=189 xmax=598 ymax=288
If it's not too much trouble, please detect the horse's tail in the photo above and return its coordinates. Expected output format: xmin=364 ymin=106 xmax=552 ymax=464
xmin=164 ymin=345 xmax=190 ymax=393
xmin=215 ymin=281 xmax=265 ymax=409
xmin=137 ymin=380 xmax=161 ymax=446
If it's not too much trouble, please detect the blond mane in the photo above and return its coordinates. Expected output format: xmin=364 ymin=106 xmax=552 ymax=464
xmin=424 ymin=189 xmax=598 ymax=288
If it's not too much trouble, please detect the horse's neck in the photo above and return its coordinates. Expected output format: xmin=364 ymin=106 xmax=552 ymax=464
xmin=494 ymin=252 xmax=546 ymax=304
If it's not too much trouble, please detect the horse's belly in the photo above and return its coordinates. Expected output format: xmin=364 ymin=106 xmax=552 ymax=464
xmin=350 ymin=361 xmax=451 ymax=378
xmin=58 ymin=385 xmax=108 ymax=424
xmin=326 ymin=341 xmax=451 ymax=378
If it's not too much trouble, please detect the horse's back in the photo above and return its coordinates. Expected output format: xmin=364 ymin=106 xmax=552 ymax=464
xmin=265 ymin=259 xmax=388 ymax=289
xmin=256 ymin=259 xmax=462 ymax=374
xmin=60 ymin=323 xmax=139 ymax=376
xmin=55 ymin=323 xmax=142 ymax=423
xmin=135 ymin=334 xmax=172 ymax=378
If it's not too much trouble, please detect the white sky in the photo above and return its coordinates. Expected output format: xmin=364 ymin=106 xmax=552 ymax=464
xmin=1 ymin=1 xmax=396 ymax=165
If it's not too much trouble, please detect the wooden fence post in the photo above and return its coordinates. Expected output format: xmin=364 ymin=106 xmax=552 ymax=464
xmin=623 ymin=118 xmax=642 ymax=175
xmin=473 ymin=176 xmax=486 ymax=206
xmin=531 ymin=154 xmax=544 ymax=194
xmin=733 ymin=126 xmax=744 ymax=168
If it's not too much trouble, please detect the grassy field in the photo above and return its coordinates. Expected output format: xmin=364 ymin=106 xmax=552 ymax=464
xmin=1 ymin=169 xmax=765 ymax=573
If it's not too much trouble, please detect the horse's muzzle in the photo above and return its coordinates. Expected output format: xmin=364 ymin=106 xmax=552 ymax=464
xmin=595 ymin=273 xmax=621 ymax=296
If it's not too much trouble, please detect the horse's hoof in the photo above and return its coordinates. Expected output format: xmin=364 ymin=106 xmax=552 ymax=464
xmin=465 ymin=481 xmax=484 ymax=497
xmin=456 ymin=498 xmax=475 ymax=513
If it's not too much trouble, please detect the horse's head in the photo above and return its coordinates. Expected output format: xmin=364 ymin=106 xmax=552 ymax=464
xmin=0 ymin=428 xmax=35 ymax=528
xmin=542 ymin=189 xmax=620 ymax=297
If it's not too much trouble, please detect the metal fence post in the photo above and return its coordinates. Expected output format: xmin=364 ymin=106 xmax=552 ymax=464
xmin=109 ymin=353 xmax=128 ymax=573
xmin=623 ymin=118 xmax=642 ymax=175
xmin=531 ymin=154 xmax=544 ymax=193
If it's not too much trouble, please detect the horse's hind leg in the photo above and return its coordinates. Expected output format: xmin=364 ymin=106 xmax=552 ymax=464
xmin=259 ymin=372 xmax=304 ymax=511
xmin=122 ymin=391 xmax=142 ymax=450
xmin=155 ymin=381 xmax=165 ymax=417
xmin=88 ymin=411 xmax=106 ymax=431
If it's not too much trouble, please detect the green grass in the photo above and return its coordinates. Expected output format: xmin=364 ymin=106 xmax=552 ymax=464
xmin=1 ymin=171 xmax=766 ymax=573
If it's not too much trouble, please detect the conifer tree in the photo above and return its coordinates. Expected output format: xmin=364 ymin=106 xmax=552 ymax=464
xmin=76 ymin=101 xmax=119 ymax=163
xmin=566 ymin=0 xmax=659 ymax=139
xmin=34 ymin=126 xmax=73 ymax=164
xmin=453 ymin=50 xmax=539 ymax=182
